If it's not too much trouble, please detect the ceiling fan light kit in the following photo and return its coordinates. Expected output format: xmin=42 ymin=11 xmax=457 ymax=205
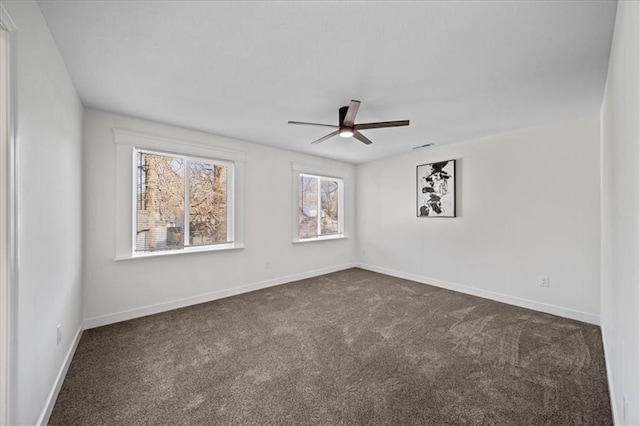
xmin=288 ymin=100 xmax=409 ymax=145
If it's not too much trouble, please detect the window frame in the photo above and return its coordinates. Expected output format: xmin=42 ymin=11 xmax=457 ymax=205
xmin=114 ymin=128 xmax=245 ymax=260
xmin=292 ymin=162 xmax=347 ymax=243
xmin=132 ymin=148 xmax=235 ymax=254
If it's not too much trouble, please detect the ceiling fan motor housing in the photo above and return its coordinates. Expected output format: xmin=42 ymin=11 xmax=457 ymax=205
xmin=338 ymin=106 xmax=353 ymax=137
xmin=339 ymin=106 xmax=348 ymax=126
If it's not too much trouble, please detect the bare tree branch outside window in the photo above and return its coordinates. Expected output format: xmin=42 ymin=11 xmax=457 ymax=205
xmin=136 ymin=151 xmax=229 ymax=252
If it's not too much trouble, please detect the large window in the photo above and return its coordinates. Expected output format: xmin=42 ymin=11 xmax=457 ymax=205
xmin=134 ymin=149 xmax=233 ymax=253
xmin=297 ymin=173 xmax=343 ymax=240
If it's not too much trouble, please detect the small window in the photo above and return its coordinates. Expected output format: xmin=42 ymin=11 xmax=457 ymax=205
xmin=134 ymin=149 xmax=233 ymax=253
xmin=298 ymin=173 xmax=343 ymax=240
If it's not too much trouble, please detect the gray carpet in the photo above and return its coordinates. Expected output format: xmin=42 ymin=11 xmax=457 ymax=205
xmin=50 ymin=268 xmax=612 ymax=425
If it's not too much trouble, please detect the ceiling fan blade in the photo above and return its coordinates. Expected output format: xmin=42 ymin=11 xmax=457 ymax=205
xmin=353 ymin=130 xmax=373 ymax=145
xmin=343 ymin=100 xmax=361 ymax=127
xmin=311 ymin=130 xmax=340 ymax=145
xmin=354 ymin=120 xmax=410 ymax=130
xmin=288 ymin=121 xmax=338 ymax=129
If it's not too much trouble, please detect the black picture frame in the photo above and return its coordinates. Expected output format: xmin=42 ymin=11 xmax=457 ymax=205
xmin=416 ymin=160 xmax=456 ymax=217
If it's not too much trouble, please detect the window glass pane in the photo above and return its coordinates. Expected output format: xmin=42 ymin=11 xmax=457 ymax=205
xmin=299 ymin=175 xmax=318 ymax=239
xmin=320 ymin=179 xmax=339 ymax=235
xmin=136 ymin=152 xmax=185 ymax=252
xmin=189 ymin=161 xmax=228 ymax=246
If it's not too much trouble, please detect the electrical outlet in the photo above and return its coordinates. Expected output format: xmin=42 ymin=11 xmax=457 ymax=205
xmin=265 ymin=261 xmax=271 ymax=270
xmin=56 ymin=323 xmax=62 ymax=345
xmin=538 ymin=275 xmax=550 ymax=287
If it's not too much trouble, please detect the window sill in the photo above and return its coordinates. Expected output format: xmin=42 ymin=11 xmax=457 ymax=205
xmin=293 ymin=235 xmax=347 ymax=244
xmin=114 ymin=244 xmax=244 ymax=261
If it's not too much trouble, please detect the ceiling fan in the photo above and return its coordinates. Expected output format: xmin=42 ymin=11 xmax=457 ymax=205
xmin=288 ymin=100 xmax=410 ymax=145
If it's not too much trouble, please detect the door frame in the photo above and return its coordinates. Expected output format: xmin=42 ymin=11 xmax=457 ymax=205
xmin=0 ymin=5 xmax=17 ymax=425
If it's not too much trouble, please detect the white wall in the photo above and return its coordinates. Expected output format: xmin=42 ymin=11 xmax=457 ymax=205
xmin=600 ymin=1 xmax=640 ymax=424
xmin=357 ymin=114 xmax=601 ymax=324
xmin=82 ymin=109 xmax=357 ymax=325
xmin=2 ymin=2 xmax=84 ymax=425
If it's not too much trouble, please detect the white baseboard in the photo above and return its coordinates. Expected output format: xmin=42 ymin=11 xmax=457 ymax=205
xmin=357 ymin=263 xmax=600 ymax=325
xmin=36 ymin=324 xmax=83 ymax=426
xmin=83 ymin=263 xmax=357 ymax=329
xmin=600 ymin=327 xmax=619 ymax=425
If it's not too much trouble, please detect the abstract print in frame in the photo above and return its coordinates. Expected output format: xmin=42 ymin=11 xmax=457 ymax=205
xmin=417 ymin=160 xmax=456 ymax=217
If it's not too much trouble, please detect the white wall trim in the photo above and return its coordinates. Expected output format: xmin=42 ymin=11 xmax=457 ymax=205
xmin=113 ymin=128 xmax=246 ymax=162
xmin=83 ymin=262 xmax=357 ymax=329
xmin=36 ymin=325 xmax=83 ymax=426
xmin=357 ymin=263 xmax=600 ymax=325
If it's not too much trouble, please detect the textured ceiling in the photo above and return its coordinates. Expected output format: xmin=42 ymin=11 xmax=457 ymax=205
xmin=38 ymin=1 xmax=616 ymax=164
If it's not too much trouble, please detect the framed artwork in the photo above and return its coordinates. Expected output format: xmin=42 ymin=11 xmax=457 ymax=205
xmin=417 ymin=160 xmax=456 ymax=217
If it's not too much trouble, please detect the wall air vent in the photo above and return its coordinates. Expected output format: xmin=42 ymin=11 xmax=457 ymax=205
xmin=412 ymin=143 xmax=434 ymax=150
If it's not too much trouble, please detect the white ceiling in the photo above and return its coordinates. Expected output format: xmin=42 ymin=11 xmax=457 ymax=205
xmin=38 ymin=1 xmax=616 ymax=164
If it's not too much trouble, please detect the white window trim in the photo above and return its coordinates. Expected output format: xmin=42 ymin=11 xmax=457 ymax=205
xmin=291 ymin=162 xmax=347 ymax=243
xmin=114 ymin=128 xmax=245 ymax=260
